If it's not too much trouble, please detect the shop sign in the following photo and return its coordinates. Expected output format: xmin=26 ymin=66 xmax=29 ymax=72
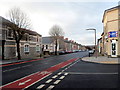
xmin=108 ymin=31 xmax=118 ymax=38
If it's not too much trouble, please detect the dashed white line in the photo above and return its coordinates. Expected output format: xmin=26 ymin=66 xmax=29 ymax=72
xmin=45 ymin=79 xmax=53 ymax=83
xmin=54 ymin=80 xmax=61 ymax=84
xmin=21 ymin=64 xmax=32 ymax=68
xmin=36 ymin=84 xmax=45 ymax=89
xmin=62 ymin=70 xmax=65 ymax=72
xmin=46 ymin=85 xmax=55 ymax=90
xmin=57 ymin=72 xmax=62 ymax=75
xmin=64 ymin=73 xmax=68 ymax=75
xmin=59 ymin=76 xmax=65 ymax=79
xmin=52 ymin=75 xmax=58 ymax=79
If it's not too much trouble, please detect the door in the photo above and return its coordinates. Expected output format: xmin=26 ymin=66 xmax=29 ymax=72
xmin=111 ymin=40 xmax=117 ymax=57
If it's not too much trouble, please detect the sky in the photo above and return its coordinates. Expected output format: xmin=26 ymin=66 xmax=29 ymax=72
xmin=0 ymin=0 xmax=119 ymax=45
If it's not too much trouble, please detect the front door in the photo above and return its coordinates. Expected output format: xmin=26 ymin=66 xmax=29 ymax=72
xmin=111 ymin=40 xmax=117 ymax=57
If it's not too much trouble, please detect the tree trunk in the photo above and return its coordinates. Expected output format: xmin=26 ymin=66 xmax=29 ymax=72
xmin=55 ymin=39 xmax=57 ymax=55
xmin=16 ymin=41 xmax=21 ymax=60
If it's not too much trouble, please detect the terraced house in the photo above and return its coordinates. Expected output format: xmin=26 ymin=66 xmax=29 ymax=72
xmin=42 ymin=36 xmax=83 ymax=55
xmin=0 ymin=16 xmax=42 ymax=60
xmin=98 ymin=5 xmax=120 ymax=57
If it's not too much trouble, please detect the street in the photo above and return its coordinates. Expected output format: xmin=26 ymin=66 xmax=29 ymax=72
xmin=2 ymin=51 xmax=119 ymax=89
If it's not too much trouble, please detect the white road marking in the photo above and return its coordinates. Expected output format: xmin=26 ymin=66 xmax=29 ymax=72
xmin=21 ymin=64 xmax=32 ymax=68
xmin=19 ymin=79 xmax=31 ymax=86
xmin=45 ymin=79 xmax=53 ymax=83
xmin=46 ymin=85 xmax=55 ymax=90
xmin=64 ymin=68 xmax=68 ymax=70
xmin=62 ymin=70 xmax=65 ymax=72
xmin=59 ymin=76 xmax=65 ymax=79
xmin=24 ymin=73 xmax=52 ymax=89
xmin=65 ymin=72 xmax=118 ymax=75
xmin=38 ymin=71 xmax=51 ymax=75
xmin=52 ymin=75 xmax=58 ymax=79
xmin=64 ymin=73 xmax=68 ymax=75
xmin=36 ymin=84 xmax=45 ymax=89
xmin=54 ymin=80 xmax=61 ymax=84
xmin=61 ymin=64 xmax=70 ymax=68
xmin=57 ymin=72 xmax=62 ymax=75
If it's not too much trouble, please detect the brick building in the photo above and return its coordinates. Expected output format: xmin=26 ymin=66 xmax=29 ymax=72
xmin=0 ymin=16 xmax=42 ymax=60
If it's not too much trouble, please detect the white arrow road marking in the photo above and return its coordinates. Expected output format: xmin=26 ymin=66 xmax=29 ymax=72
xmin=38 ymin=71 xmax=51 ymax=75
xmin=19 ymin=79 xmax=31 ymax=86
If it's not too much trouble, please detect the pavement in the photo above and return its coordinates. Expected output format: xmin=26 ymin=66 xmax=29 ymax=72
xmin=82 ymin=53 xmax=120 ymax=64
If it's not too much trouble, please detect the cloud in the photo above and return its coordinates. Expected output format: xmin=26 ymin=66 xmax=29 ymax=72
xmin=0 ymin=1 xmax=118 ymax=45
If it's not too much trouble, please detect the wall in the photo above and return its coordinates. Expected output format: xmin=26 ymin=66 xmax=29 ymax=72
xmin=103 ymin=7 xmax=120 ymax=57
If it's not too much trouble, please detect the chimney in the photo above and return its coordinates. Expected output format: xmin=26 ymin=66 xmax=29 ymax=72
xmin=65 ymin=38 xmax=68 ymax=41
xmin=60 ymin=36 xmax=64 ymax=39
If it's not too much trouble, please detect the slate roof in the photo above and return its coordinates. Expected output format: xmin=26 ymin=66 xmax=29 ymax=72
xmin=42 ymin=37 xmax=54 ymax=44
xmin=0 ymin=16 xmax=41 ymax=36
xmin=0 ymin=16 xmax=11 ymax=25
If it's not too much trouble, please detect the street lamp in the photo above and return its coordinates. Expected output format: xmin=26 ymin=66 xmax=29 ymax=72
xmin=86 ymin=28 xmax=97 ymax=58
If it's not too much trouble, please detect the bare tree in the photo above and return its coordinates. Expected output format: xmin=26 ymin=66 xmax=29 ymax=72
xmin=6 ymin=7 xmax=31 ymax=60
xmin=49 ymin=25 xmax=64 ymax=55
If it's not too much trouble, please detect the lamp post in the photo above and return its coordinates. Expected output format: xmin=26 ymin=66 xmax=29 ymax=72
xmin=86 ymin=28 xmax=97 ymax=58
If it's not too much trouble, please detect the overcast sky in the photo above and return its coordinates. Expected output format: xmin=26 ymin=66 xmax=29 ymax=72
xmin=0 ymin=0 xmax=119 ymax=45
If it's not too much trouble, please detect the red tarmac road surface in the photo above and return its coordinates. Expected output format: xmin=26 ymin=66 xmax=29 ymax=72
xmin=0 ymin=58 xmax=43 ymax=67
xmin=1 ymin=58 xmax=79 ymax=89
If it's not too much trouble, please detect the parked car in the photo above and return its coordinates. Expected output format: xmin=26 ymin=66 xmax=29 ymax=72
xmin=58 ymin=51 xmax=65 ymax=55
xmin=89 ymin=50 xmax=94 ymax=54
xmin=65 ymin=51 xmax=73 ymax=54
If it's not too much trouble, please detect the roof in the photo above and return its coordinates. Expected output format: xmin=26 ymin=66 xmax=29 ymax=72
xmin=0 ymin=16 xmax=11 ymax=25
xmin=0 ymin=16 xmax=41 ymax=36
xmin=21 ymin=28 xmax=42 ymax=36
xmin=102 ymin=5 xmax=120 ymax=22
xmin=42 ymin=37 xmax=54 ymax=44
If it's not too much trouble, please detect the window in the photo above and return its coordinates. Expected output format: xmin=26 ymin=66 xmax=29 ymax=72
xmin=24 ymin=44 xmax=29 ymax=52
xmin=7 ymin=30 xmax=13 ymax=38
xmin=36 ymin=45 xmax=40 ymax=51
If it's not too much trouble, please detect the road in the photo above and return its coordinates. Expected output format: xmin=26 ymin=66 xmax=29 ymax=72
xmin=1 ymin=51 xmax=119 ymax=89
